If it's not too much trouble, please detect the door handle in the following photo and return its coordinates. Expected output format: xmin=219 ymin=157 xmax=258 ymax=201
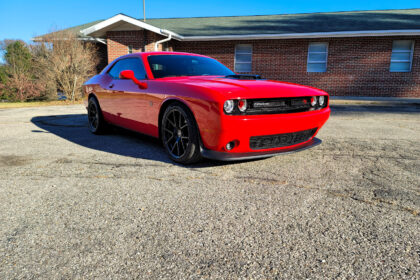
xmin=109 ymin=83 xmax=114 ymax=89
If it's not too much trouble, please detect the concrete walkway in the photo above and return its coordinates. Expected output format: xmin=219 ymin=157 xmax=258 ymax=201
xmin=330 ymin=96 xmax=420 ymax=105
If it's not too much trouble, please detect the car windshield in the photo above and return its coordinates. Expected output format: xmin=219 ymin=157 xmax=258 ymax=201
xmin=147 ymin=55 xmax=235 ymax=78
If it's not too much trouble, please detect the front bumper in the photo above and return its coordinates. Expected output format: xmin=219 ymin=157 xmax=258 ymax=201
xmin=200 ymin=137 xmax=322 ymax=161
xmin=199 ymin=107 xmax=330 ymax=153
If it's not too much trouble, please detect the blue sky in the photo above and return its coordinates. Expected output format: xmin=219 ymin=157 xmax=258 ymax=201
xmin=0 ymin=0 xmax=419 ymax=43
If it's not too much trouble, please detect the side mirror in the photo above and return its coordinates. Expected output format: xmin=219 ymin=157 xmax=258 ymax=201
xmin=119 ymin=70 xmax=148 ymax=89
xmin=120 ymin=69 xmax=135 ymax=80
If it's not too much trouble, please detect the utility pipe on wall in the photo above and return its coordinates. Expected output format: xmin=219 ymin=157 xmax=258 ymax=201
xmin=154 ymin=33 xmax=172 ymax=51
xmin=143 ymin=0 xmax=146 ymax=22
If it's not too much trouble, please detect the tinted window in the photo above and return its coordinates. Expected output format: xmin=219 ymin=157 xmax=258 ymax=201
xmin=147 ymin=55 xmax=235 ymax=78
xmin=108 ymin=58 xmax=147 ymax=80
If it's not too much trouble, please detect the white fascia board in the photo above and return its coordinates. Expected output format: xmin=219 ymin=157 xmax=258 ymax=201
xmin=179 ymin=30 xmax=420 ymax=41
xmin=81 ymin=14 xmax=182 ymax=39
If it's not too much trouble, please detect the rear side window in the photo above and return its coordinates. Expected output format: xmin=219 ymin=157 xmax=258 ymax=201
xmin=108 ymin=58 xmax=147 ymax=80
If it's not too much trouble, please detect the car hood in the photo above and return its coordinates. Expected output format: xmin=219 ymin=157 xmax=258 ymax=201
xmin=161 ymin=76 xmax=327 ymax=99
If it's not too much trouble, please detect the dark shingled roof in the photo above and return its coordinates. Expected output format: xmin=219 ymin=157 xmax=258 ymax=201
xmin=34 ymin=9 xmax=420 ymax=40
xmin=33 ymin=20 xmax=104 ymax=40
xmin=147 ymin=9 xmax=420 ymax=36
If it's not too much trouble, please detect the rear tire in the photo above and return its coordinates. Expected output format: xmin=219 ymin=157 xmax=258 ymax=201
xmin=87 ymin=97 xmax=106 ymax=134
xmin=161 ymin=104 xmax=202 ymax=164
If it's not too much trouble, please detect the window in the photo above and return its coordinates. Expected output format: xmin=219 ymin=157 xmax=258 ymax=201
xmin=108 ymin=58 xmax=147 ymax=80
xmin=390 ymin=40 xmax=414 ymax=72
xmin=128 ymin=45 xmax=133 ymax=54
xmin=234 ymin=44 xmax=252 ymax=72
xmin=307 ymin=42 xmax=328 ymax=72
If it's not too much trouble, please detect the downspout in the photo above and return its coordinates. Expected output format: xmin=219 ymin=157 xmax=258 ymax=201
xmin=154 ymin=33 xmax=172 ymax=51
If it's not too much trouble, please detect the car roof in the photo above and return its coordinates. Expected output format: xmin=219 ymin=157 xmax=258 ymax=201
xmin=120 ymin=51 xmax=210 ymax=59
xmin=101 ymin=51 xmax=214 ymax=75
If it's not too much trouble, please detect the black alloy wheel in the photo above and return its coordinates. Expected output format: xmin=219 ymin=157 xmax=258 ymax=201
xmin=87 ymin=97 xmax=106 ymax=134
xmin=161 ymin=104 xmax=201 ymax=164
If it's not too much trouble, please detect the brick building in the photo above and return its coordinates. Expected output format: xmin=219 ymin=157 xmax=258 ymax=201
xmin=34 ymin=9 xmax=420 ymax=97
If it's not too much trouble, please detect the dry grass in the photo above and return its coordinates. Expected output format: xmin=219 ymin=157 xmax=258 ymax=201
xmin=0 ymin=100 xmax=84 ymax=109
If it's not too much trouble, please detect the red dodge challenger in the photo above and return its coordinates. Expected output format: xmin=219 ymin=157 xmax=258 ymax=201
xmin=83 ymin=52 xmax=330 ymax=164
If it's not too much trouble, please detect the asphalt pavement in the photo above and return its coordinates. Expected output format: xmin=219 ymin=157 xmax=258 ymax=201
xmin=0 ymin=103 xmax=419 ymax=279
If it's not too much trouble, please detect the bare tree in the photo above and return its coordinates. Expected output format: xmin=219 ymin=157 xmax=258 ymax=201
xmin=37 ymin=31 xmax=99 ymax=101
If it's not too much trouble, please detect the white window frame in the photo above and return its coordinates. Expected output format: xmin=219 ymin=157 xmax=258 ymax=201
xmin=390 ymin=40 xmax=414 ymax=72
xmin=307 ymin=42 xmax=328 ymax=73
xmin=234 ymin=44 xmax=252 ymax=73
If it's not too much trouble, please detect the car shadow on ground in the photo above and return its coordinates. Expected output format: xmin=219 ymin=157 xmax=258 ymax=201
xmin=30 ymin=114 xmax=260 ymax=168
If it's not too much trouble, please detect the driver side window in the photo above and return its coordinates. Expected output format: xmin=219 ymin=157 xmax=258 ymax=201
xmin=108 ymin=58 xmax=147 ymax=80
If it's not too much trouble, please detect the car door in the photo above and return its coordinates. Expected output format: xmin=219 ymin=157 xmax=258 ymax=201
xmin=105 ymin=57 xmax=150 ymax=132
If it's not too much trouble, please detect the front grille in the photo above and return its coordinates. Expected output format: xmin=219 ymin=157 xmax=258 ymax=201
xmin=246 ymin=97 xmax=313 ymax=115
xmin=249 ymin=128 xmax=318 ymax=150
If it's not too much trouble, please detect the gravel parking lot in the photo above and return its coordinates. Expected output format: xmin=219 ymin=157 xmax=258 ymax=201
xmin=0 ymin=103 xmax=419 ymax=279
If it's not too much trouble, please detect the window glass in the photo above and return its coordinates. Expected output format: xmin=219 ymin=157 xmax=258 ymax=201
xmin=147 ymin=55 xmax=234 ymax=78
xmin=391 ymin=52 xmax=411 ymax=61
xmin=108 ymin=58 xmax=147 ymax=80
xmin=235 ymin=44 xmax=252 ymax=73
xmin=308 ymin=43 xmax=327 ymax=52
xmin=307 ymin=63 xmax=327 ymax=73
xmin=392 ymin=40 xmax=413 ymax=51
xmin=390 ymin=62 xmax=411 ymax=72
xmin=390 ymin=40 xmax=414 ymax=72
xmin=308 ymin=52 xmax=327 ymax=62
xmin=235 ymin=63 xmax=252 ymax=72
xmin=235 ymin=54 xmax=252 ymax=63
xmin=307 ymin=42 xmax=328 ymax=73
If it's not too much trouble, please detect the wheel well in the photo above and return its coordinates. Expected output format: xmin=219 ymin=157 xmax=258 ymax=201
xmin=88 ymin=93 xmax=97 ymax=101
xmin=87 ymin=93 xmax=101 ymax=110
xmin=158 ymin=100 xmax=197 ymax=141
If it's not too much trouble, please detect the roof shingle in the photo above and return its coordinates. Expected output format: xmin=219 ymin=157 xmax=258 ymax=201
xmin=33 ymin=9 xmax=420 ymax=40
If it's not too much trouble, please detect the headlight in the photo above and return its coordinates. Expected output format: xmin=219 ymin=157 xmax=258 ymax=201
xmin=318 ymin=96 xmax=325 ymax=106
xmin=238 ymin=99 xmax=247 ymax=112
xmin=224 ymin=100 xmax=234 ymax=113
xmin=310 ymin=96 xmax=317 ymax=107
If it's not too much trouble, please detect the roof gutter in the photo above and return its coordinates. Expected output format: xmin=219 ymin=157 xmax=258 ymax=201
xmin=179 ymin=29 xmax=420 ymax=41
xmin=67 ymin=29 xmax=420 ymax=44
xmin=154 ymin=31 xmax=172 ymax=51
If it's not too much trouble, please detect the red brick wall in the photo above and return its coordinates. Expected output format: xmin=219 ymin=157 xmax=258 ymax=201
xmin=105 ymin=32 xmax=420 ymax=97
xmin=174 ymin=37 xmax=420 ymax=97
xmin=106 ymin=30 xmax=168 ymax=63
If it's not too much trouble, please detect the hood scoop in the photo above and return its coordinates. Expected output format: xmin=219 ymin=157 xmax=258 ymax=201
xmin=225 ymin=74 xmax=263 ymax=80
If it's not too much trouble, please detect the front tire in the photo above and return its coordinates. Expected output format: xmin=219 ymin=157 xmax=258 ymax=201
xmin=161 ymin=104 xmax=201 ymax=164
xmin=87 ymin=97 xmax=106 ymax=134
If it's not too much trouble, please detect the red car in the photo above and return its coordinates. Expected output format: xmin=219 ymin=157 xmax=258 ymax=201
xmin=83 ymin=52 xmax=330 ymax=164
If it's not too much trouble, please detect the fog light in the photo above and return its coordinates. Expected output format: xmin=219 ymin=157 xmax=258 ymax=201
xmin=310 ymin=96 xmax=317 ymax=107
xmin=318 ymin=96 xmax=325 ymax=106
xmin=224 ymin=100 xmax=234 ymax=113
xmin=226 ymin=141 xmax=235 ymax=150
xmin=238 ymin=99 xmax=247 ymax=112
